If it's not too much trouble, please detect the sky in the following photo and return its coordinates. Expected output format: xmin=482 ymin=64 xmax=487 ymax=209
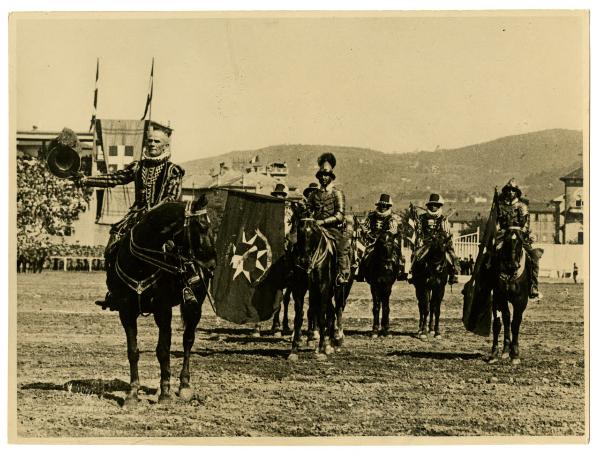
xmin=12 ymin=12 xmax=587 ymax=163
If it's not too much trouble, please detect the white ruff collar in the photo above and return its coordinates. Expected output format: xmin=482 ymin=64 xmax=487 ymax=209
xmin=321 ymin=182 xmax=335 ymax=193
xmin=142 ymin=150 xmax=171 ymax=165
xmin=427 ymin=208 xmax=442 ymax=217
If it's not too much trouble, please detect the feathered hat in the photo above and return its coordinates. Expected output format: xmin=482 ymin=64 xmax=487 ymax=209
xmin=315 ymin=152 xmax=336 ymax=180
xmin=501 ymin=178 xmax=522 ymax=198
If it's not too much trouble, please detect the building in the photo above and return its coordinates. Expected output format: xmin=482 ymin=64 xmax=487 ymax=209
xmin=551 ymin=167 xmax=584 ymax=244
xmin=528 ymin=202 xmax=556 ymax=244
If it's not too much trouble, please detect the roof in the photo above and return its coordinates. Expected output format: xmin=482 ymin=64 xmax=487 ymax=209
xmin=560 ymin=167 xmax=583 ymax=182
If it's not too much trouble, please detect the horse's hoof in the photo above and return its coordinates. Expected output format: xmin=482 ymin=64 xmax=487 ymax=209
xmin=122 ymin=395 xmax=139 ymax=409
xmin=288 ymin=353 xmax=299 ymax=362
xmin=251 ymin=331 xmax=261 ymax=338
xmin=501 ymin=352 xmax=510 ymax=360
xmin=306 ymin=340 xmax=316 ymax=349
xmin=488 ymin=356 xmax=498 ymax=364
xmin=434 ymin=333 xmax=442 ymax=339
xmin=324 ymin=345 xmax=334 ymax=355
xmin=158 ymin=394 xmax=172 ymax=405
xmin=334 ymin=346 xmax=342 ymax=353
xmin=419 ymin=334 xmax=428 ymax=340
xmin=273 ymin=331 xmax=282 ymax=338
xmin=179 ymin=387 xmax=194 ymax=402
xmin=429 ymin=331 xmax=435 ymax=336
xmin=316 ymin=353 xmax=328 ymax=362
xmin=511 ymin=357 xmax=521 ymax=365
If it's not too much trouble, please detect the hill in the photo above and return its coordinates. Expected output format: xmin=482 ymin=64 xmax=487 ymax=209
xmin=181 ymin=129 xmax=583 ymax=212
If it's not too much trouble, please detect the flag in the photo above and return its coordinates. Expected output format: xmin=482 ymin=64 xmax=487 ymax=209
xmin=89 ymin=58 xmax=99 ymax=132
xmin=405 ymin=203 xmax=418 ymax=249
xmin=250 ymin=155 xmax=259 ymax=164
xmin=212 ymin=190 xmax=286 ymax=324
xmin=462 ymin=189 xmax=499 ymax=336
xmin=141 ymin=58 xmax=154 ymax=120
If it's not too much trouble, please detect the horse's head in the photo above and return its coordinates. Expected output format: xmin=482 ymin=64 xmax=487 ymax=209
xmin=424 ymin=231 xmax=447 ymax=264
xmin=183 ymin=194 xmax=217 ymax=273
xmin=500 ymin=227 xmax=524 ymax=274
xmin=373 ymin=231 xmax=401 ymax=274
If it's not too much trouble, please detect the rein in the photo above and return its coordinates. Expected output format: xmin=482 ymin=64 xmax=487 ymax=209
xmin=115 ymin=201 xmax=211 ymax=308
xmin=298 ymin=218 xmax=333 ymax=273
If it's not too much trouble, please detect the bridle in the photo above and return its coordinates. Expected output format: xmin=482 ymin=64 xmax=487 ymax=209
xmin=296 ymin=218 xmax=333 ymax=274
xmin=116 ymin=200 xmax=213 ymax=306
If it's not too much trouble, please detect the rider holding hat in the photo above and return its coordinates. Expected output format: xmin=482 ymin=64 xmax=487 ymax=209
xmin=72 ymin=125 xmax=185 ymax=310
xmin=306 ymin=153 xmax=351 ymax=284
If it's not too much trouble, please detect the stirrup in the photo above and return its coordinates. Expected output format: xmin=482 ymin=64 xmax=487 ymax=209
xmin=182 ymin=287 xmax=198 ymax=305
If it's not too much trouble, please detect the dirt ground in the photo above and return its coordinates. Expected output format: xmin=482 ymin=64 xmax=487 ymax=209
xmin=14 ymin=272 xmax=585 ymax=439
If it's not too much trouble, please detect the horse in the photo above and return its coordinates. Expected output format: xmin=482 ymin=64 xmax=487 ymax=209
xmin=363 ymin=230 xmax=403 ymax=338
xmin=489 ymin=227 xmax=537 ymax=365
xmin=107 ymin=196 xmax=216 ymax=407
xmin=411 ymin=232 xmax=451 ymax=339
xmin=288 ymin=218 xmax=338 ymax=360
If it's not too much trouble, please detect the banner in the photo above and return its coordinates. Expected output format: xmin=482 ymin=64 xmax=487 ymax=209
xmin=96 ymin=119 xmax=146 ymax=167
xmin=462 ymin=189 xmax=498 ymax=336
xmin=212 ymin=190 xmax=286 ymax=324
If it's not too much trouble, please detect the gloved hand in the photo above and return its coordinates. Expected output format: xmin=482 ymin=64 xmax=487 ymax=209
xmin=316 ymin=219 xmax=325 ymax=226
xmin=70 ymin=171 xmax=86 ymax=186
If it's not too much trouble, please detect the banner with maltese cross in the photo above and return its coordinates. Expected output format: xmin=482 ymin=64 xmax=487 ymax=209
xmin=212 ymin=190 xmax=286 ymax=324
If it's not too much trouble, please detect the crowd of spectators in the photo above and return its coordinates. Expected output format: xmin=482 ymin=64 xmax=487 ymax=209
xmin=17 ymin=155 xmax=100 ymax=272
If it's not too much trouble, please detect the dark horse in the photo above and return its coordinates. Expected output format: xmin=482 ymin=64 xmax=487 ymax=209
xmin=489 ymin=227 xmax=538 ymax=365
xmin=411 ymin=232 xmax=450 ymax=339
xmin=288 ymin=218 xmax=346 ymax=360
xmin=363 ymin=231 xmax=403 ymax=338
xmin=107 ymin=196 xmax=216 ymax=407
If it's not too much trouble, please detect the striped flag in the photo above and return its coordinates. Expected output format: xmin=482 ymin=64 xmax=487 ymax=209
xmin=141 ymin=58 xmax=154 ymax=120
xmin=89 ymin=58 xmax=99 ymax=132
xmin=405 ymin=203 xmax=418 ymax=248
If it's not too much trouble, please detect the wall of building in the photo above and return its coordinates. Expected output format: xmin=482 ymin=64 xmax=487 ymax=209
xmin=535 ymin=242 xmax=584 ymax=280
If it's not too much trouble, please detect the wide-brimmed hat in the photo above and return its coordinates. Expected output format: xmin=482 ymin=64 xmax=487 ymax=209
xmin=426 ymin=193 xmax=445 ymax=207
xmin=315 ymin=152 xmax=336 ymax=180
xmin=271 ymin=183 xmax=288 ymax=197
xmin=303 ymin=182 xmax=319 ymax=198
xmin=376 ymin=193 xmax=393 ymax=207
xmin=46 ymin=127 xmax=83 ymax=179
xmin=501 ymin=178 xmax=522 ymax=198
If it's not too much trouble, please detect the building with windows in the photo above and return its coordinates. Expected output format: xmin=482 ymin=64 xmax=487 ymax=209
xmin=551 ymin=167 xmax=584 ymax=244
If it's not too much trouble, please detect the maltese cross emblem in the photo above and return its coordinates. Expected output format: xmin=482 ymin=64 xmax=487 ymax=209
xmin=229 ymin=229 xmax=272 ymax=284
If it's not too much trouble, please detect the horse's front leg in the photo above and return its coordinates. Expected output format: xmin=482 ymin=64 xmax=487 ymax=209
xmin=510 ymin=299 xmax=527 ymax=365
xmin=371 ymin=286 xmax=380 ymax=338
xmin=179 ymin=292 xmax=202 ymax=401
xmin=154 ymin=305 xmax=173 ymax=404
xmin=119 ymin=306 xmax=140 ymax=408
xmin=431 ymin=284 xmax=445 ymax=338
xmin=333 ymin=286 xmax=345 ymax=351
xmin=288 ymin=288 xmax=305 ymax=361
xmin=381 ymin=286 xmax=391 ymax=337
xmin=282 ymin=287 xmax=292 ymax=334
xmin=500 ymin=300 xmax=512 ymax=359
xmin=415 ymin=286 xmax=428 ymax=339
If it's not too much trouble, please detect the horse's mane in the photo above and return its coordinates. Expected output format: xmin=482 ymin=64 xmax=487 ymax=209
xmin=130 ymin=201 xmax=186 ymax=249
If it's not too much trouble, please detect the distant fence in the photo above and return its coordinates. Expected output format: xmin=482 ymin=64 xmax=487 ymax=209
xmin=48 ymin=256 xmax=105 ymax=272
xmin=453 ymin=228 xmax=480 ymax=260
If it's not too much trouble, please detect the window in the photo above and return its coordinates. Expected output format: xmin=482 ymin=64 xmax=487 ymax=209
xmin=578 ymin=232 xmax=584 ymax=244
xmin=108 ymin=164 xmax=118 ymax=173
xmin=575 ymin=198 xmax=583 ymax=208
xmin=124 ymin=145 xmax=134 ymax=157
xmin=108 ymin=145 xmax=118 ymax=156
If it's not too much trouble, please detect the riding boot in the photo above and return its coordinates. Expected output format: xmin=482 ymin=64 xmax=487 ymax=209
xmin=336 ymin=254 xmax=350 ymax=285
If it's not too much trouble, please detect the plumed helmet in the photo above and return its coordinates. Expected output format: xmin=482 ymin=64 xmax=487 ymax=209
xmin=315 ymin=152 xmax=337 ymax=180
xmin=501 ymin=178 xmax=522 ymax=198
xmin=426 ymin=193 xmax=445 ymax=207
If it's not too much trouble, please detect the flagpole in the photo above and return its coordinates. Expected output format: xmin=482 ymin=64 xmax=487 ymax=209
xmin=89 ymin=58 xmax=99 ymax=133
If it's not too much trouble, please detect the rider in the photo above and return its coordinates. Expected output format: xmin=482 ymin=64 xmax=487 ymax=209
xmin=356 ymin=194 xmax=401 ymax=281
xmin=495 ymin=178 xmax=541 ymax=299
xmin=410 ymin=193 xmax=460 ymax=285
xmin=306 ymin=152 xmax=351 ymax=285
xmin=73 ymin=124 xmax=187 ymax=310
